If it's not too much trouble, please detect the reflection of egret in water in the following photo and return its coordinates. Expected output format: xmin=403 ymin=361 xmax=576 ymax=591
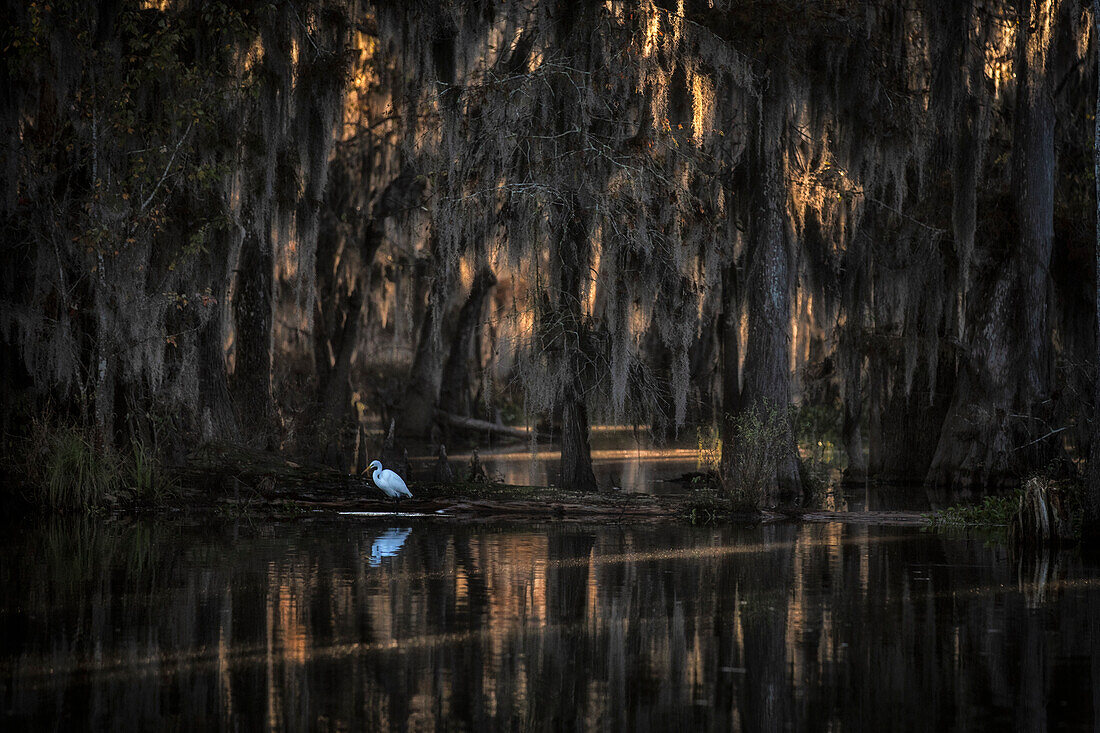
xmin=6 ymin=520 xmax=1100 ymax=731
xmin=368 ymin=528 xmax=412 ymax=566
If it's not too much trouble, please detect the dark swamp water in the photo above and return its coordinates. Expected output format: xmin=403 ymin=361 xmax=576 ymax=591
xmin=2 ymin=513 xmax=1099 ymax=731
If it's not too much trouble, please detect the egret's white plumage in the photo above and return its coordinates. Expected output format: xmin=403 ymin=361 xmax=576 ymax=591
xmin=368 ymin=460 xmax=412 ymax=500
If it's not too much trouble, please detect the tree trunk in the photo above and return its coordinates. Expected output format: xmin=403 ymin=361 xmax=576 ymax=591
xmin=319 ymin=286 xmax=363 ymax=469
xmin=434 ymin=410 xmax=531 ymax=440
xmin=739 ymin=88 xmax=800 ymax=502
xmin=719 ymin=263 xmax=741 ymax=477
xmin=555 ymin=198 xmax=598 ymax=493
xmin=926 ymin=263 xmax=1017 ymax=487
xmin=320 ymin=291 xmax=366 ymax=413
xmin=839 ymin=328 xmax=866 ymax=483
xmin=1085 ymin=0 xmax=1100 ymax=540
xmin=314 ymin=167 xmax=425 ymax=460
xmin=316 ymin=169 xmax=423 ymax=417
xmin=1014 ymin=0 xmax=1058 ymax=405
xmin=400 ymin=224 xmax=455 ymax=437
xmin=233 ymin=220 xmax=277 ymax=449
xmin=870 ymin=349 xmax=953 ymax=483
xmin=536 ymin=4 xmax=599 ymax=493
xmin=438 ymin=266 xmax=497 ymax=418
xmin=197 ymin=311 xmax=239 ymax=442
xmin=401 ymin=303 xmax=444 ymax=437
xmin=927 ymin=0 xmax=1060 ymax=488
xmin=560 ymin=397 xmax=597 ymax=491
xmin=195 ymin=229 xmax=242 ymax=444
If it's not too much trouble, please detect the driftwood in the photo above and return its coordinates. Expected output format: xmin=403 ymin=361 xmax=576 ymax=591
xmin=433 ymin=410 xmax=533 ymax=440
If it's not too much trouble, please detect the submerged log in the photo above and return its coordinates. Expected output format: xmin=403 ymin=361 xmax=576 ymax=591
xmin=1009 ymin=477 xmax=1072 ymax=547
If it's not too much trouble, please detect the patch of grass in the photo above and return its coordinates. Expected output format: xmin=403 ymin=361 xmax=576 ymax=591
xmin=32 ymin=421 xmax=121 ymax=511
xmin=22 ymin=417 xmax=175 ymax=512
xmin=688 ymin=424 xmax=723 ymax=492
xmin=679 ymin=488 xmax=767 ymax=524
xmin=686 ymin=504 xmax=721 ymax=525
xmin=125 ymin=439 xmax=172 ymax=504
xmin=696 ymin=424 xmax=722 ymax=473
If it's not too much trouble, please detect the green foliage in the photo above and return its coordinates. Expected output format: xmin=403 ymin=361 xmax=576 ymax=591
xmin=126 ymin=439 xmax=170 ymax=504
xmin=794 ymin=403 xmax=842 ymax=467
xmin=926 ymin=491 xmax=1022 ymax=528
xmin=20 ymin=415 xmax=173 ymax=512
xmin=794 ymin=402 xmax=842 ymax=506
xmin=690 ymin=424 xmax=723 ymax=491
xmin=723 ymin=402 xmax=793 ymax=510
xmin=30 ymin=421 xmax=121 ymax=512
xmin=685 ymin=505 xmax=720 ymax=525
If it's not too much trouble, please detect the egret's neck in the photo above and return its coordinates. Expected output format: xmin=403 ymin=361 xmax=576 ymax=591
xmin=372 ymin=467 xmax=383 ymax=483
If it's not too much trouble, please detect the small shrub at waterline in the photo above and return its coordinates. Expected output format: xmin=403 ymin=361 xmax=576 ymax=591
xmin=691 ymin=425 xmax=723 ymax=490
xmin=126 ymin=439 xmax=171 ymax=503
xmin=926 ymin=491 xmax=1020 ymax=528
xmin=23 ymin=420 xmax=171 ymax=511
xmin=724 ymin=403 xmax=794 ymax=510
xmin=30 ymin=422 xmax=122 ymax=511
xmin=1008 ymin=476 xmax=1073 ymax=546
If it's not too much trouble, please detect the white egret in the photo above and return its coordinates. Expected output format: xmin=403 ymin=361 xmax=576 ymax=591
xmin=367 ymin=460 xmax=412 ymax=509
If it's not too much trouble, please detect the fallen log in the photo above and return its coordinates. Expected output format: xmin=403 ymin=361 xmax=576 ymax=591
xmin=434 ymin=410 xmax=534 ymax=440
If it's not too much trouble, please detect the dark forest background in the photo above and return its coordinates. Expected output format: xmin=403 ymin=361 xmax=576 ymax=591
xmin=3 ymin=0 xmax=1100 ymax=524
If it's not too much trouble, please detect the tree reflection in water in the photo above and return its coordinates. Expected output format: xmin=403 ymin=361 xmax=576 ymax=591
xmin=0 ymin=518 xmax=1097 ymax=730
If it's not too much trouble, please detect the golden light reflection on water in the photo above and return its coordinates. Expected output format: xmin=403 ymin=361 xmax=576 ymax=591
xmin=3 ymin=520 xmax=1099 ymax=730
xmin=434 ymin=446 xmax=706 ymax=491
xmin=448 ymin=448 xmax=699 ymax=462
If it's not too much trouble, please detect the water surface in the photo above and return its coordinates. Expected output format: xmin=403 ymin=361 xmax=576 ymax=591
xmin=411 ymin=427 xmax=701 ymax=492
xmin=1 ymin=516 xmax=1097 ymax=730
